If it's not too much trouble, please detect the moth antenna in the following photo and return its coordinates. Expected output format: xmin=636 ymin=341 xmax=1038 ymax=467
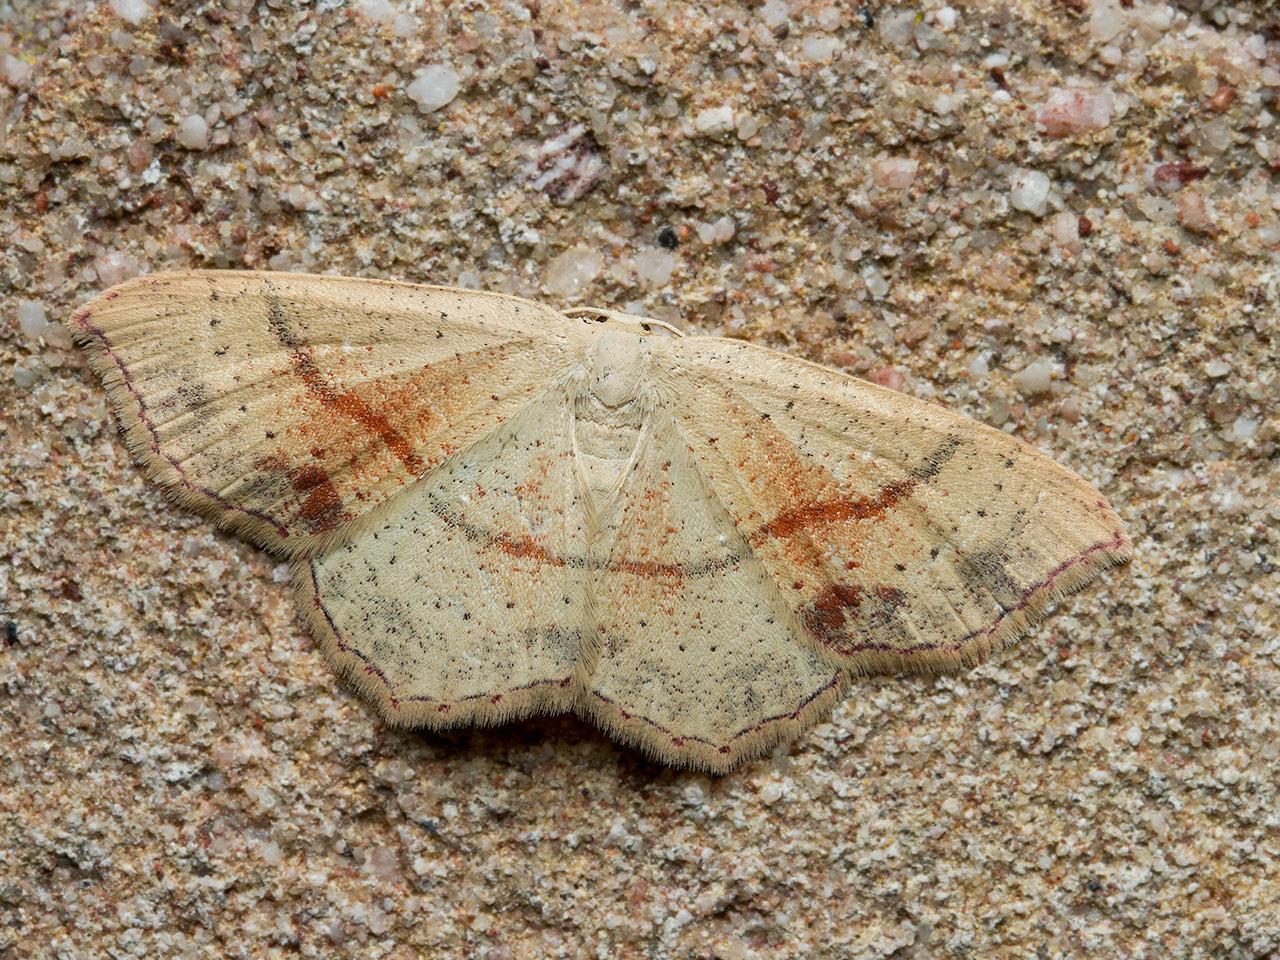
xmin=562 ymin=306 xmax=685 ymax=337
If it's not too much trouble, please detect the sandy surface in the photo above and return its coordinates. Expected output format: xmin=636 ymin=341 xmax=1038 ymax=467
xmin=2 ymin=1 xmax=1277 ymax=957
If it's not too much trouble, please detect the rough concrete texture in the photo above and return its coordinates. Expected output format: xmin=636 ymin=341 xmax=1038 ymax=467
xmin=2 ymin=1 xmax=1278 ymax=957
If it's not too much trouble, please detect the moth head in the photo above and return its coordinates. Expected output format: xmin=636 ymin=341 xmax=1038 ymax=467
xmin=564 ymin=307 xmax=685 ymax=407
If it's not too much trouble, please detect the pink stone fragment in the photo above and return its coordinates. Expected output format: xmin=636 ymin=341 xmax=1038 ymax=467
xmin=1037 ymin=87 xmax=1113 ymax=137
xmin=1176 ymin=190 xmax=1214 ymax=234
xmin=1050 ymin=210 xmax=1083 ymax=255
xmin=872 ymin=158 xmax=919 ymax=190
xmin=871 ymin=367 xmax=906 ymax=392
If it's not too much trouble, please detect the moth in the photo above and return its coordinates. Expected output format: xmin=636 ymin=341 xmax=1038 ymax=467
xmin=72 ymin=271 xmax=1131 ymax=771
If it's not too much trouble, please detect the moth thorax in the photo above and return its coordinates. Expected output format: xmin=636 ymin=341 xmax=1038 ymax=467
xmin=589 ymin=327 xmax=645 ymax=407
